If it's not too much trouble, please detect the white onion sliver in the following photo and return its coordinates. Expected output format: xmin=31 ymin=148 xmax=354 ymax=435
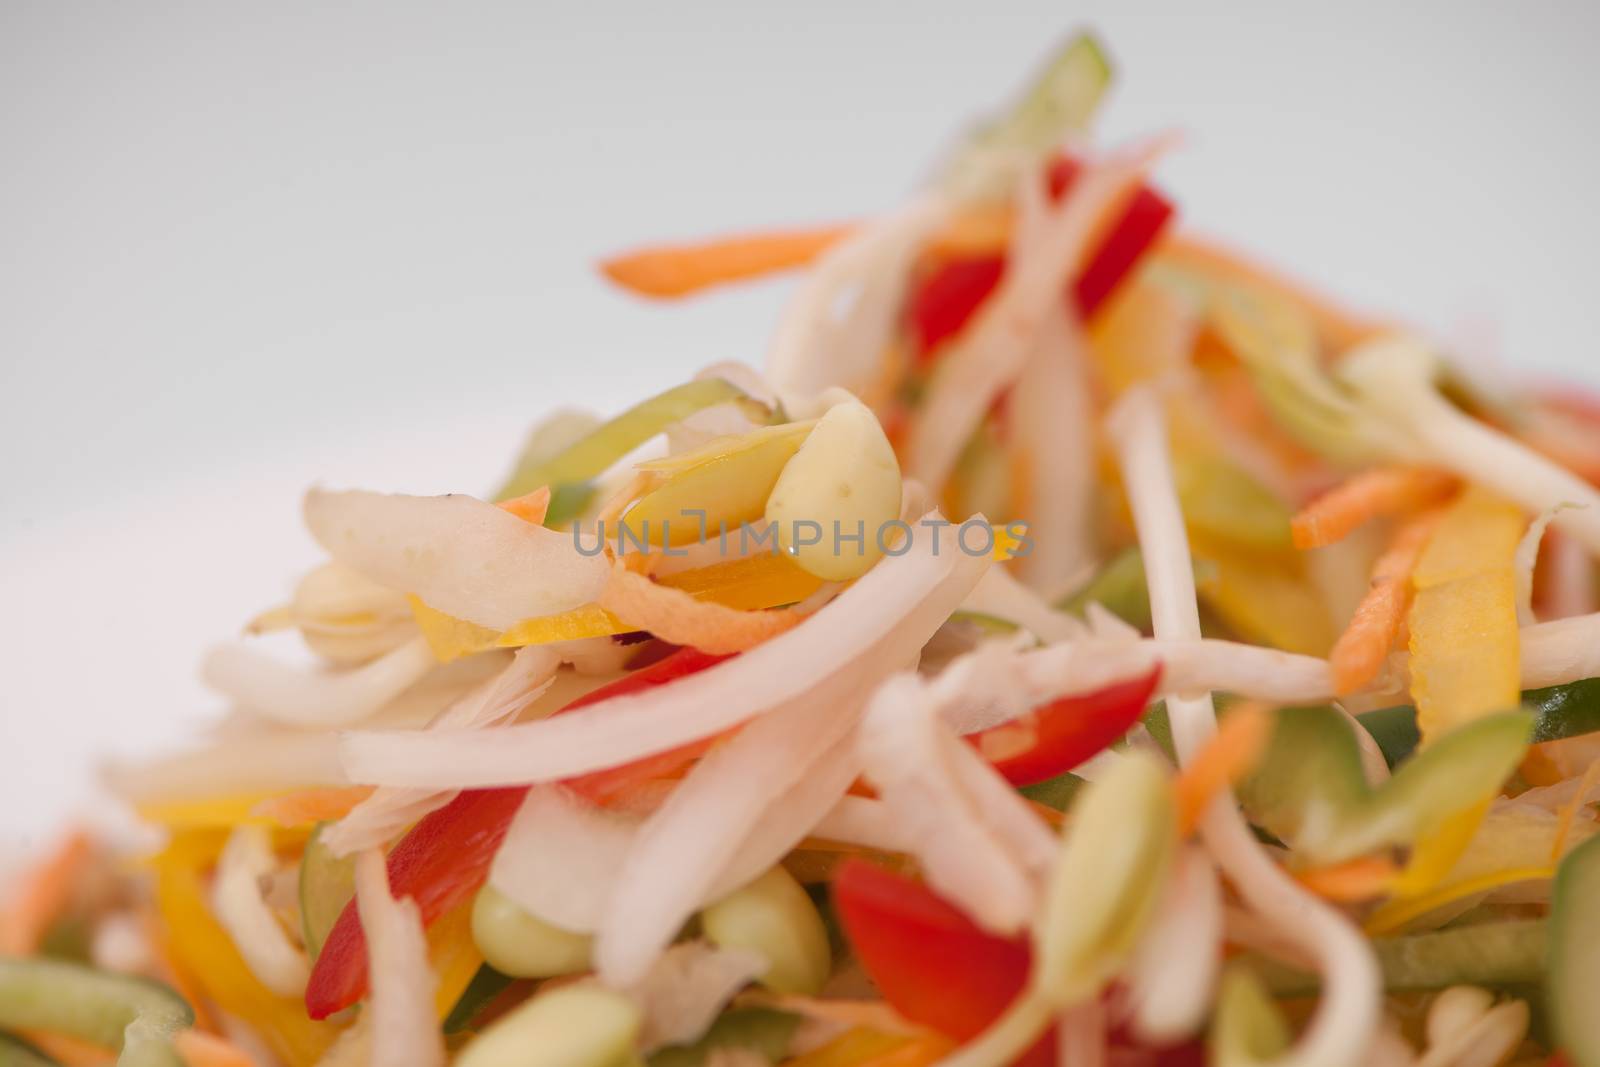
xmin=857 ymin=673 xmax=1036 ymax=934
xmin=490 ymin=785 xmax=641 ymax=934
xmin=939 ymin=729 xmax=1057 ymax=875
xmin=339 ymin=512 xmax=984 ymax=790
xmin=202 ymin=635 xmax=437 ymax=729
xmin=1514 ymin=503 xmax=1582 ymax=626
xmin=354 ymin=848 xmax=445 ymax=1067
xmin=210 ymin=826 xmax=310 ymax=997
xmin=323 ymin=646 xmax=561 ymax=856
xmin=812 ymin=796 xmax=914 ymax=854
xmin=304 ymin=488 xmax=608 ymax=629
xmin=106 ymin=729 xmax=348 ymax=805
xmin=1009 ymin=306 xmax=1097 ymax=596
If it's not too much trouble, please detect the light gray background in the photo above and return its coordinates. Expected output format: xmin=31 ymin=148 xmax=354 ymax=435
xmin=3 ymin=2 xmax=1597 ymax=850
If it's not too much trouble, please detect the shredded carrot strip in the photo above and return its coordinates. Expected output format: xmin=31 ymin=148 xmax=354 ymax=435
xmin=1364 ymin=866 xmax=1554 ymax=936
xmin=1551 ymin=759 xmax=1600 ymax=863
xmin=601 ymin=224 xmax=855 ymax=299
xmin=0 ymin=827 xmax=91 ymax=955
xmin=173 ymin=1029 xmax=258 ymax=1067
xmin=1295 ymin=855 xmax=1400 ymax=902
xmin=1290 ymin=466 xmax=1457 ymax=549
xmin=1174 ymin=702 xmax=1273 ymax=835
xmin=17 ymin=1032 xmax=113 ymax=1066
xmin=497 ymin=485 xmax=551 ymax=525
xmin=250 ymin=785 xmax=378 ymax=827
xmin=1328 ymin=510 xmax=1443 ymax=694
xmin=598 ymin=562 xmax=801 ymax=654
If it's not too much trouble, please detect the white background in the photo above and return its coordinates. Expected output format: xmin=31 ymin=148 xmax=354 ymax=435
xmin=3 ymin=1 xmax=1598 ymax=851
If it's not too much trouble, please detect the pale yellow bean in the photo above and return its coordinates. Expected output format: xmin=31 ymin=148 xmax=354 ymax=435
xmin=764 ymin=400 xmax=902 ymax=581
xmin=471 ymin=884 xmax=593 ymax=979
xmin=455 ymin=985 xmax=642 ymax=1067
xmin=699 ymin=866 xmax=831 ymax=995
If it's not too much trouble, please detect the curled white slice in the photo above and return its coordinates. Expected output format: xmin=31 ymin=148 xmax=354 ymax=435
xmin=857 ymin=673 xmax=1040 ymax=934
xmin=323 ymin=645 xmax=561 ymax=856
xmin=202 ymin=634 xmax=437 ymax=729
xmin=304 ymin=488 xmax=608 ymax=629
xmin=339 ymin=512 xmax=988 ymax=790
xmin=354 ymin=848 xmax=445 ymax=1067
xmin=106 ymin=729 xmax=347 ymax=806
xmin=210 ymin=825 xmax=309 ymax=997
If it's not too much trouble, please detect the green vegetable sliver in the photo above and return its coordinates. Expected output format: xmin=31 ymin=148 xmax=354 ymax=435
xmin=495 ymin=378 xmax=761 ymax=505
xmin=0 ymin=958 xmax=191 ymax=1067
xmin=1249 ymin=918 xmax=1547 ymax=997
xmin=1551 ymin=833 xmax=1600 ymax=1066
xmin=299 ymin=822 xmax=357 ymax=962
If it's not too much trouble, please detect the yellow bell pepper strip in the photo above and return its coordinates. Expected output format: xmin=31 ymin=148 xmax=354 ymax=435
xmin=150 ymin=832 xmax=340 ymax=1067
xmin=427 ymin=900 xmax=484 ymax=1022
xmin=410 ymin=553 xmax=825 ymax=662
xmin=0 ymin=957 xmax=192 ymax=1067
xmin=1408 ymin=488 xmax=1527 ymax=742
xmin=1191 ymin=536 xmax=1335 ymax=656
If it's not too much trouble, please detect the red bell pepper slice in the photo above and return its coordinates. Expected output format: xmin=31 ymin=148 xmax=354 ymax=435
xmin=966 ymin=666 xmax=1161 ymax=787
xmin=835 ymin=860 xmax=1204 ymax=1067
xmin=833 ymin=859 xmax=1049 ymax=1066
xmin=304 ymin=646 xmax=731 ymax=1019
xmin=906 ymin=155 xmax=1174 ymax=361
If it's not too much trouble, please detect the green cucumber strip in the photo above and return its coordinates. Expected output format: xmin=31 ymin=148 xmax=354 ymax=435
xmin=1550 ymin=833 xmax=1600 ymax=1066
xmin=648 ymin=1009 xmax=801 ymax=1067
xmin=1250 ymin=918 xmax=1546 ymax=997
xmin=443 ymin=964 xmax=516 ymax=1035
xmin=0 ymin=958 xmax=191 ymax=1067
xmin=496 ymin=379 xmax=765 ymax=504
xmin=299 ymin=822 xmax=357 ymax=962
xmin=0 ymin=1032 xmax=59 ymax=1067
xmin=1358 ymin=676 xmax=1600 ymax=769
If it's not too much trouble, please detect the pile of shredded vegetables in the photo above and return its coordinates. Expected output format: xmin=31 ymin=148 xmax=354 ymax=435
xmin=9 ymin=29 xmax=1600 ymax=1067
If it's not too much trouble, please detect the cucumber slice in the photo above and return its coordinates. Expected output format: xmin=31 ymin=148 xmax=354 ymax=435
xmin=0 ymin=958 xmax=191 ymax=1066
xmin=1252 ymin=918 xmax=1546 ymax=997
xmin=1358 ymin=676 xmax=1600 ymax=769
xmin=299 ymin=822 xmax=357 ymax=961
xmin=1550 ymin=833 xmax=1600 ymax=1066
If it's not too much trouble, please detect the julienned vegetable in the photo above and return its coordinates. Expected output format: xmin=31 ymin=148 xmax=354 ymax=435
xmin=0 ymin=958 xmax=193 ymax=1067
xmin=10 ymin=25 xmax=1600 ymax=1067
xmin=1550 ymin=834 xmax=1600 ymax=1067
